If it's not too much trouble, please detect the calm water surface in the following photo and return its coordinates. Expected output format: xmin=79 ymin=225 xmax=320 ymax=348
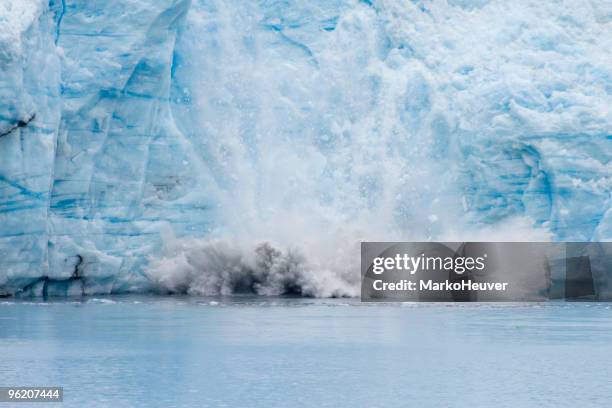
xmin=1 ymin=297 xmax=611 ymax=407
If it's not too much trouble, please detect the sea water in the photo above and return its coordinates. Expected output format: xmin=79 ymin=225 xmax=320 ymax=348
xmin=1 ymin=298 xmax=611 ymax=408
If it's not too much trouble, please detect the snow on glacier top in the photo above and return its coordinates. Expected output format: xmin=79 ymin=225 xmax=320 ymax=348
xmin=0 ymin=0 xmax=46 ymax=63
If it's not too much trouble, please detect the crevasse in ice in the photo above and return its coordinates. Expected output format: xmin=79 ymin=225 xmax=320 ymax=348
xmin=0 ymin=0 xmax=610 ymax=296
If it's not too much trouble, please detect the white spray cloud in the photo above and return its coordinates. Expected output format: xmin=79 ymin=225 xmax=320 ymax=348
xmin=144 ymin=0 xmax=610 ymax=296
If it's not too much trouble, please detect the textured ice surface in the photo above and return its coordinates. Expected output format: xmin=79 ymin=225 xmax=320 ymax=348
xmin=0 ymin=0 xmax=610 ymax=296
xmin=0 ymin=0 xmax=61 ymax=294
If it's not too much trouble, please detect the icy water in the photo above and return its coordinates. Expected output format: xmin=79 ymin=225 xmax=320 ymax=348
xmin=1 ymin=298 xmax=611 ymax=408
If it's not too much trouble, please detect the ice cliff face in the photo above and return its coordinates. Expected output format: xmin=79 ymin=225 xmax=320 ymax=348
xmin=0 ymin=0 xmax=61 ymax=295
xmin=1 ymin=0 xmax=195 ymax=295
xmin=0 ymin=0 xmax=610 ymax=297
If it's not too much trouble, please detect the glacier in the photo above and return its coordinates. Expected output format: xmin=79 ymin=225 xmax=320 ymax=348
xmin=0 ymin=0 xmax=610 ymax=297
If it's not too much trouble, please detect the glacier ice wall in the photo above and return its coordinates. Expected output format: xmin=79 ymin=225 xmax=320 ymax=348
xmin=0 ymin=0 xmax=61 ymax=294
xmin=0 ymin=0 xmax=610 ymax=297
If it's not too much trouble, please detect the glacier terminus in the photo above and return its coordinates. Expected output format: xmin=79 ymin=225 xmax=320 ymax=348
xmin=0 ymin=0 xmax=610 ymax=297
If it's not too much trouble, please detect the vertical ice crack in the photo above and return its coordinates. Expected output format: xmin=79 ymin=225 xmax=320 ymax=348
xmin=49 ymin=0 xmax=66 ymax=44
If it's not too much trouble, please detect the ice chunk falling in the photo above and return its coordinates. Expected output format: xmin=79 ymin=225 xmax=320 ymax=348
xmin=0 ymin=0 xmax=610 ymax=297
